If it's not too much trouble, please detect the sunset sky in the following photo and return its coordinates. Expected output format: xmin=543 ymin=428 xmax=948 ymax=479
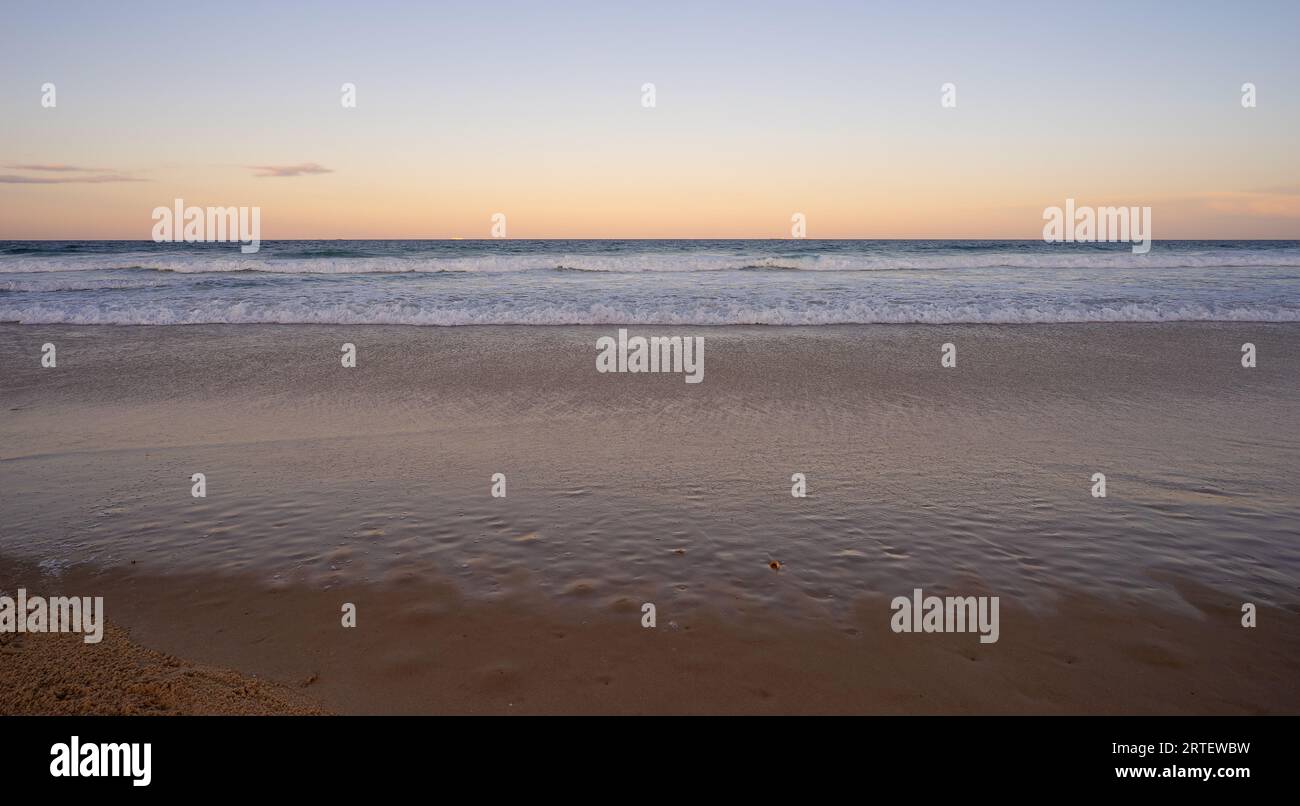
xmin=2 ymin=0 xmax=1298 ymax=239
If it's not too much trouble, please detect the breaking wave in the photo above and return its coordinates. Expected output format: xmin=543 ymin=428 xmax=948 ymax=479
xmin=4 ymin=300 xmax=1297 ymax=326
xmin=3 ymin=250 xmax=1300 ymax=275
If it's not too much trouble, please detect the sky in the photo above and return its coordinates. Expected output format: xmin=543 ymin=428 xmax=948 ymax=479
xmin=1 ymin=0 xmax=1298 ymax=239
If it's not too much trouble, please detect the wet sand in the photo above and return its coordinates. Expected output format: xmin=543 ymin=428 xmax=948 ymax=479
xmin=2 ymin=555 xmax=1297 ymax=715
xmin=1 ymin=323 xmax=1298 ymax=714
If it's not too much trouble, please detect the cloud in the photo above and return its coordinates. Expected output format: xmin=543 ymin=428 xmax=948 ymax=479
xmin=249 ymin=162 xmax=333 ymax=178
xmin=1252 ymin=185 xmax=1300 ymax=196
xmin=1192 ymin=190 xmax=1300 ymax=218
xmin=6 ymin=163 xmax=109 ymax=173
xmin=0 ymin=173 xmax=147 ymax=184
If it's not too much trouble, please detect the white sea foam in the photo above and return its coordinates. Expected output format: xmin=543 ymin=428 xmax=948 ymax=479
xmin=3 ymin=251 xmax=1300 ymax=275
xmin=3 ymin=300 xmax=1297 ymax=326
xmin=5 ymin=242 xmax=1296 ymax=326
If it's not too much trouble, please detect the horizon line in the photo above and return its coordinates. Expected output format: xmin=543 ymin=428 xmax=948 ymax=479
xmin=3 ymin=237 xmax=1299 ymax=243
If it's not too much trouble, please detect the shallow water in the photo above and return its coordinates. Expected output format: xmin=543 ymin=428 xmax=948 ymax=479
xmin=2 ymin=323 xmax=1296 ymax=626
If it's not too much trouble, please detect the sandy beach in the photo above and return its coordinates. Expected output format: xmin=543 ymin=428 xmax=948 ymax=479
xmin=2 ymin=322 xmax=1298 ymax=714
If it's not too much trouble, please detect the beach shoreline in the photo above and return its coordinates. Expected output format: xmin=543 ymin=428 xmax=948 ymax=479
xmin=3 ymin=553 xmax=1297 ymax=715
xmin=2 ymin=322 xmax=1298 ymax=714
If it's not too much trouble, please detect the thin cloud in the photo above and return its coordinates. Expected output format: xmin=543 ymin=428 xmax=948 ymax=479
xmin=1192 ymin=190 xmax=1300 ymax=218
xmin=1253 ymin=184 xmax=1300 ymax=196
xmin=0 ymin=173 xmax=147 ymax=184
xmin=249 ymin=162 xmax=333 ymax=178
xmin=6 ymin=163 xmax=108 ymax=173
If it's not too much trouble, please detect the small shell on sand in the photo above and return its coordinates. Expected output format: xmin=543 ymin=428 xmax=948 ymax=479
xmin=769 ymin=560 xmax=782 ymax=571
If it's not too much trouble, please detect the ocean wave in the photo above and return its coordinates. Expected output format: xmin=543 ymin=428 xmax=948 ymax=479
xmin=0 ymin=276 xmax=175 ymax=293
xmin=3 ymin=251 xmax=1300 ymax=275
xmin=4 ymin=301 xmax=1297 ymax=326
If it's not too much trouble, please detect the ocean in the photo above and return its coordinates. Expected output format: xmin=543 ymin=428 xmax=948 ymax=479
xmin=2 ymin=239 xmax=1299 ymax=326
